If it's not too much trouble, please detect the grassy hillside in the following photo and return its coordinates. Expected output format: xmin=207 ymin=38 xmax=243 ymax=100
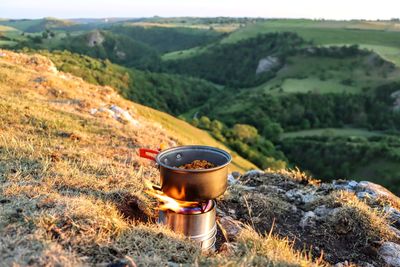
xmin=0 ymin=18 xmax=76 ymax=32
xmin=37 ymin=50 xmax=222 ymax=115
xmin=251 ymin=51 xmax=398 ymax=94
xmin=222 ymin=19 xmax=400 ymax=67
xmin=0 ymin=49 xmax=277 ymax=266
xmin=0 ymin=25 xmax=18 ymax=32
xmin=0 ymin=49 xmax=254 ymax=171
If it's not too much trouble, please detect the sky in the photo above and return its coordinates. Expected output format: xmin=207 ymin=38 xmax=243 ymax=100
xmin=1 ymin=0 xmax=400 ymax=20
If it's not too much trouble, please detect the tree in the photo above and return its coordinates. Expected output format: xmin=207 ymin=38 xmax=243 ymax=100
xmin=210 ymin=119 xmax=224 ymax=131
xmin=233 ymin=124 xmax=259 ymax=143
xmin=199 ymin=116 xmax=211 ymax=129
xmin=262 ymin=121 xmax=283 ymax=142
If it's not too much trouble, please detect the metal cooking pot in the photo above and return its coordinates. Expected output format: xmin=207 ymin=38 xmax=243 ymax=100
xmin=139 ymin=145 xmax=231 ymax=201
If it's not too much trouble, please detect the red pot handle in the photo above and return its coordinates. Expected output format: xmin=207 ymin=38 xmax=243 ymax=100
xmin=139 ymin=148 xmax=160 ymax=161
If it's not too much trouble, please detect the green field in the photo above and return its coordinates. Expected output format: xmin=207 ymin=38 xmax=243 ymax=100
xmin=0 ymin=25 xmax=18 ymax=32
xmin=161 ymin=45 xmax=208 ymax=60
xmin=359 ymin=44 xmax=400 ymax=66
xmin=282 ymin=128 xmax=383 ymax=138
xmin=249 ymin=54 xmax=398 ymax=95
xmin=222 ymin=20 xmax=400 ymax=46
xmin=0 ymin=40 xmax=17 ymax=46
xmin=0 ymin=18 xmax=75 ymax=32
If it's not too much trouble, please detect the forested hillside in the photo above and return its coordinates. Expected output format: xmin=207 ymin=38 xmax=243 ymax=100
xmin=165 ymin=32 xmax=307 ymax=87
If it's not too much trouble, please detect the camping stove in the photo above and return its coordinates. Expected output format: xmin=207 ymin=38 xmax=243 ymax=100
xmin=139 ymin=145 xmax=232 ymax=251
xmin=158 ymin=200 xmax=216 ymax=251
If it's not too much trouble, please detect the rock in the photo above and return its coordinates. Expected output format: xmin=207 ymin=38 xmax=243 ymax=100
xmin=348 ymin=181 xmax=359 ymax=187
xmin=314 ymin=205 xmax=334 ymax=217
xmin=299 ymin=211 xmax=316 ymax=229
xmin=389 ymin=226 xmax=400 ymax=239
xmin=378 ymin=242 xmax=400 ymax=267
xmin=255 ymin=56 xmax=279 ymax=74
xmin=219 ymin=242 xmax=239 ymax=257
xmin=107 ymin=256 xmax=136 ymax=267
xmin=93 ymin=105 xmax=140 ymax=126
xmin=234 ymin=184 xmax=256 ymax=191
xmin=385 ymin=207 xmax=400 ymax=228
xmin=227 ymin=174 xmax=236 ymax=185
xmin=33 ymin=77 xmax=47 ymax=83
xmin=115 ymin=50 xmax=126 ymax=60
xmin=357 ymin=181 xmax=400 ymax=203
xmin=219 ymin=216 xmax=245 ymax=241
xmin=285 ymin=188 xmax=317 ymax=205
xmin=87 ymin=30 xmax=104 ymax=47
xmin=332 ymin=180 xmax=358 ymax=191
xmin=356 ymin=191 xmax=375 ymax=199
xmin=110 ymin=105 xmax=139 ymax=125
xmin=334 ymin=261 xmax=350 ymax=267
xmin=231 ymin=171 xmax=241 ymax=179
xmin=244 ymin=170 xmax=264 ymax=177
xmin=228 ymin=209 xmax=236 ymax=215
xmin=216 ymin=208 xmax=226 ymax=217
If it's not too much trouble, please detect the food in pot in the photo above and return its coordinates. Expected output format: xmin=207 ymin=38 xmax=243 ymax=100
xmin=179 ymin=160 xmax=216 ymax=170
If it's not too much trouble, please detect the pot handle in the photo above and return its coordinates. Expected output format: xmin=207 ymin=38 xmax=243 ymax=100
xmin=139 ymin=148 xmax=159 ymax=161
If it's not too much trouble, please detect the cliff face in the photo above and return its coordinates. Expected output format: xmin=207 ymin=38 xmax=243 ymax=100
xmin=1 ymin=50 xmax=400 ymax=266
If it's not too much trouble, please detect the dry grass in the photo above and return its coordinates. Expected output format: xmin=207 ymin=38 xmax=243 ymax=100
xmin=201 ymin=227 xmax=325 ymax=266
xmin=322 ymin=191 xmax=396 ymax=244
xmin=0 ymin=50 xmax=326 ymax=266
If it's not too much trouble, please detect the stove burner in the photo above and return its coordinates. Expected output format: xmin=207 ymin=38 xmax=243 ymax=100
xmin=144 ymin=181 xmax=218 ymax=251
xmin=174 ymin=200 xmax=213 ymax=215
xmin=158 ymin=200 xmax=217 ymax=251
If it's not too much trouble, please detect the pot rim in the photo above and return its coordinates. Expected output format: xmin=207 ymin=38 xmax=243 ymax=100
xmin=155 ymin=145 xmax=231 ymax=173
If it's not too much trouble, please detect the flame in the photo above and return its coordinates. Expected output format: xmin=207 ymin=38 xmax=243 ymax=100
xmin=144 ymin=180 xmax=204 ymax=213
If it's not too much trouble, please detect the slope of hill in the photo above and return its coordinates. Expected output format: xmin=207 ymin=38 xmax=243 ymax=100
xmin=3 ymin=50 xmax=400 ymax=266
xmin=164 ymin=32 xmax=307 ymax=87
xmin=110 ymin=25 xmax=223 ymax=53
xmin=46 ymin=30 xmax=161 ymax=69
xmin=0 ymin=18 xmax=76 ymax=32
xmin=222 ymin=19 xmax=400 ymax=66
xmin=36 ymin=50 xmax=222 ymax=115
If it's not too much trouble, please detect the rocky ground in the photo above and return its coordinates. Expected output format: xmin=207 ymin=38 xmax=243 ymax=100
xmin=217 ymin=169 xmax=400 ymax=266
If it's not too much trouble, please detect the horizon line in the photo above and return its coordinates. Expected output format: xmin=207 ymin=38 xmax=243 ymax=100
xmin=1 ymin=16 xmax=399 ymax=21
